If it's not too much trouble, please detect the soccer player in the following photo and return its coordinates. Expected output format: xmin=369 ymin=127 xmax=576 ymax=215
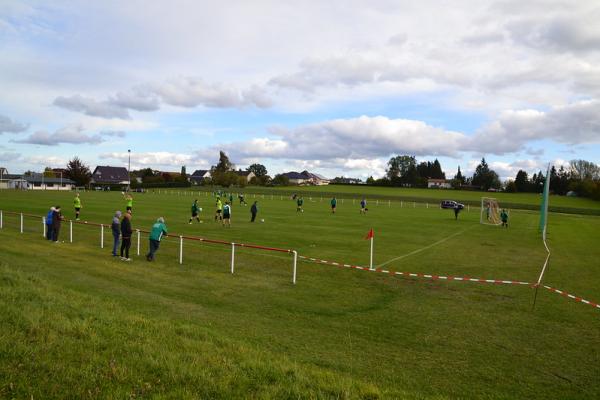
xmin=73 ymin=193 xmax=82 ymax=220
xmin=250 ymin=201 xmax=258 ymax=222
xmin=330 ymin=197 xmax=337 ymax=213
xmin=222 ymin=202 xmax=232 ymax=227
xmin=189 ymin=199 xmax=201 ymax=224
xmin=123 ymin=192 xmax=134 ymax=213
xmin=120 ymin=212 xmax=133 ymax=261
xmin=485 ymin=203 xmax=491 ymax=221
xmin=454 ymin=204 xmax=461 ymax=220
xmin=229 ymin=193 xmax=233 ymax=204
xmin=215 ymin=197 xmax=223 ymax=221
xmin=296 ymin=196 xmax=304 ymax=212
xmin=360 ymin=198 xmax=367 ymax=214
xmin=500 ymin=209 xmax=509 ymax=228
xmin=146 ymin=217 xmax=168 ymax=261
xmin=239 ymin=193 xmax=247 ymax=205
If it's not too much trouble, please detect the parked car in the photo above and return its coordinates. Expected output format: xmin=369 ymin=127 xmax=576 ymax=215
xmin=440 ymin=200 xmax=464 ymax=209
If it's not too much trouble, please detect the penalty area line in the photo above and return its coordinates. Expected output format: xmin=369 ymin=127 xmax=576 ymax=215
xmin=376 ymin=226 xmax=475 ymax=268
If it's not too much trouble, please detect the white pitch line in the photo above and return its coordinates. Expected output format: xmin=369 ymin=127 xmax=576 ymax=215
xmin=376 ymin=226 xmax=474 ymax=268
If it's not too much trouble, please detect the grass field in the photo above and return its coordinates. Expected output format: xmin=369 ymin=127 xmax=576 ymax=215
xmin=1 ymin=189 xmax=599 ymax=399
xmin=187 ymin=185 xmax=600 ymax=213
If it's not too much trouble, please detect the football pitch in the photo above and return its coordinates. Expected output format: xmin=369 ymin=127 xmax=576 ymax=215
xmin=1 ymin=188 xmax=599 ymax=399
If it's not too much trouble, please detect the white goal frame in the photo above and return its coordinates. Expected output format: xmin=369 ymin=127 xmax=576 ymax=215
xmin=480 ymin=197 xmax=503 ymax=225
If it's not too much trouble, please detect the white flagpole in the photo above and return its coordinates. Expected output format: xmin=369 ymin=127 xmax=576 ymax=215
xmin=369 ymin=235 xmax=374 ymax=270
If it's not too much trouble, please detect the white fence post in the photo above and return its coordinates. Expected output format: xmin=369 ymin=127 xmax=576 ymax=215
xmin=400 ymin=201 xmax=403 ymax=208
xmin=376 ymin=200 xmax=378 ymax=206
xmin=179 ymin=236 xmax=183 ymax=265
xmin=0 ymin=210 xmax=3 ymax=229
xmin=20 ymin=213 xmax=23 ymax=233
xmin=388 ymin=200 xmax=391 ymax=208
xmin=100 ymin=224 xmax=104 ymax=248
xmin=292 ymin=251 xmax=297 ymax=285
xmin=231 ymin=243 xmax=235 ymax=274
xmin=468 ymin=204 xmax=470 ymax=212
xmin=136 ymin=230 xmax=140 ymax=256
xmin=42 ymin=217 xmax=46 ymax=237
xmin=69 ymin=220 xmax=73 ymax=243
xmin=413 ymin=202 xmax=416 ymax=208
xmin=427 ymin=203 xmax=429 ymax=209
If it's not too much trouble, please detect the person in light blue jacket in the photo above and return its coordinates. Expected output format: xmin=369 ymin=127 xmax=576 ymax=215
xmin=111 ymin=211 xmax=122 ymax=257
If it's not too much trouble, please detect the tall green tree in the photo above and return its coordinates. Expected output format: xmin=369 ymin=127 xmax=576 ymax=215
xmin=213 ymin=151 xmax=234 ymax=173
xmin=386 ymin=155 xmax=416 ymax=184
xmin=471 ymin=158 xmax=500 ymax=190
xmin=431 ymin=159 xmax=445 ymax=179
xmin=514 ymin=170 xmax=529 ymax=192
xmin=247 ymin=163 xmax=268 ymax=177
xmin=65 ymin=157 xmax=92 ymax=186
xmin=181 ymin=165 xmax=187 ymax=177
xmin=43 ymin=167 xmax=55 ymax=178
xmin=570 ymin=159 xmax=599 ymax=181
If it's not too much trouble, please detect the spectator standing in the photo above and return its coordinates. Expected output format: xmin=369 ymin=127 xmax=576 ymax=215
xmin=111 ymin=211 xmax=122 ymax=257
xmin=120 ymin=212 xmax=133 ymax=261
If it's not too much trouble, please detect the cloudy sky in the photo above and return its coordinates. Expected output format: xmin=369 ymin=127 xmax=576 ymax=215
xmin=1 ymin=0 xmax=599 ymax=180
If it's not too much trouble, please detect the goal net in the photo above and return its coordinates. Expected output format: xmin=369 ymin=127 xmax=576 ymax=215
xmin=480 ymin=197 xmax=502 ymax=225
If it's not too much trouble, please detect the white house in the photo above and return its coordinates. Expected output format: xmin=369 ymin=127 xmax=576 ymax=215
xmin=8 ymin=175 xmax=75 ymax=190
xmin=427 ymin=178 xmax=452 ymax=189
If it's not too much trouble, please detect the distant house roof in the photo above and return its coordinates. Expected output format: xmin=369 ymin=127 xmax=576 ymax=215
xmin=282 ymin=171 xmax=330 ymax=181
xmin=191 ymin=170 xmax=211 ymax=177
xmin=282 ymin=171 xmax=309 ymax=180
xmin=92 ymin=166 xmax=129 ymax=183
xmin=235 ymin=170 xmax=253 ymax=177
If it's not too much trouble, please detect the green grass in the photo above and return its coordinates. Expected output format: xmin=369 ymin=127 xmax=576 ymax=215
xmin=1 ymin=189 xmax=599 ymax=399
xmin=183 ymin=185 xmax=600 ymax=214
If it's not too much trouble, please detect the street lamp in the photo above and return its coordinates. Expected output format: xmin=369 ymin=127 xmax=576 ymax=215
xmin=128 ymin=149 xmax=131 ymax=192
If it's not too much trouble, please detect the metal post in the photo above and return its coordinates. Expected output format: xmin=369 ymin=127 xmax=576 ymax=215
xmin=100 ymin=224 xmax=104 ymax=248
xmin=292 ymin=251 xmax=298 ymax=285
xmin=369 ymin=236 xmax=374 ymax=270
xmin=231 ymin=243 xmax=235 ymax=274
xmin=69 ymin=220 xmax=73 ymax=243
xmin=20 ymin=213 xmax=23 ymax=233
xmin=42 ymin=217 xmax=46 ymax=237
xmin=179 ymin=236 xmax=183 ymax=265
xmin=136 ymin=230 xmax=140 ymax=255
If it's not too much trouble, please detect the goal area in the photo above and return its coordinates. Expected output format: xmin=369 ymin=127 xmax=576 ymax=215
xmin=480 ymin=197 xmax=502 ymax=225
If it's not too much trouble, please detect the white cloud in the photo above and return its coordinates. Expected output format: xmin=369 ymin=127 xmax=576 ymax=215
xmin=99 ymin=151 xmax=209 ymax=169
xmin=53 ymin=95 xmax=130 ymax=119
xmin=12 ymin=125 xmax=103 ymax=146
xmin=0 ymin=151 xmax=21 ymax=161
xmin=469 ymin=99 xmax=600 ymax=154
xmin=0 ymin=114 xmax=28 ymax=134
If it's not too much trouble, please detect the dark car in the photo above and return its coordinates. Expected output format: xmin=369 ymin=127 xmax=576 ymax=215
xmin=440 ymin=200 xmax=464 ymax=209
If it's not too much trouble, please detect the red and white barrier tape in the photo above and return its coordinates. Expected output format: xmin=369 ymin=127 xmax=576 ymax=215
xmin=298 ymin=255 xmax=531 ymax=285
xmin=542 ymin=285 xmax=600 ymax=310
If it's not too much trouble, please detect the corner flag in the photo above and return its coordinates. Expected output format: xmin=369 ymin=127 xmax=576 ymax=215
xmin=365 ymin=228 xmax=374 ymax=269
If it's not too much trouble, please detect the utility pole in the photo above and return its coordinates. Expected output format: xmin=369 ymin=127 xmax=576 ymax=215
xmin=128 ymin=149 xmax=131 ymax=192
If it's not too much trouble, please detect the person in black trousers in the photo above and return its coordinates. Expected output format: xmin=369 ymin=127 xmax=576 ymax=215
xmin=120 ymin=211 xmax=133 ymax=261
xmin=51 ymin=206 xmax=63 ymax=242
xmin=250 ymin=201 xmax=258 ymax=222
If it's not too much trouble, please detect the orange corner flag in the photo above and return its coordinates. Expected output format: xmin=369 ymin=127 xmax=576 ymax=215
xmin=364 ymin=228 xmax=374 ymax=240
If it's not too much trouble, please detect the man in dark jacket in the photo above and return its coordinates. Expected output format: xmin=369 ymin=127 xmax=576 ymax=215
xmin=111 ymin=211 xmax=122 ymax=257
xmin=250 ymin=201 xmax=258 ymax=222
xmin=51 ymin=206 xmax=63 ymax=242
xmin=120 ymin=212 xmax=133 ymax=261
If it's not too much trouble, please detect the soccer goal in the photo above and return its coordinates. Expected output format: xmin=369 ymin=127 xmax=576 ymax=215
xmin=480 ymin=197 xmax=502 ymax=225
